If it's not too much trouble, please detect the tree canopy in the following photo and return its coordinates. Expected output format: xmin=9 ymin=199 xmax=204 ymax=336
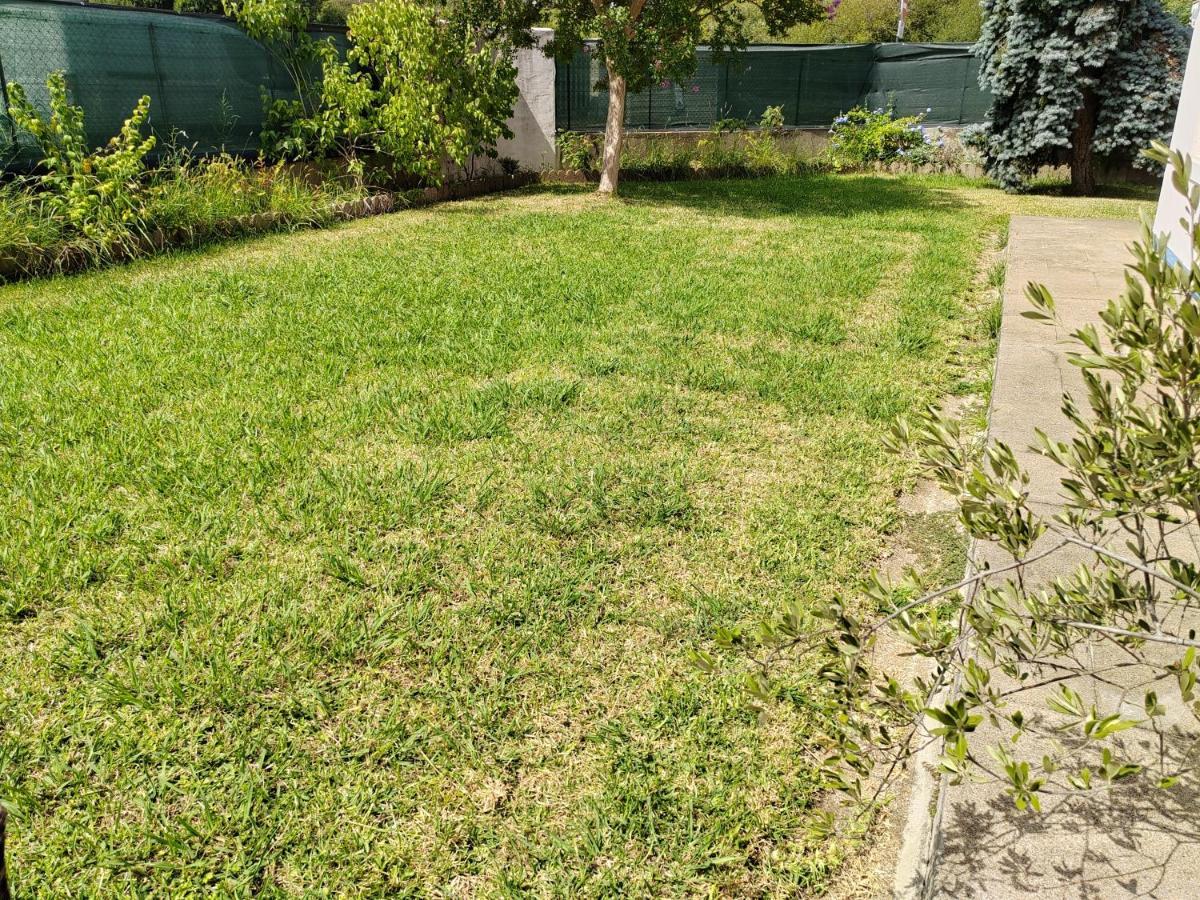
xmin=749 ymin=0 xmax=983 ymax=44
xmin=548 ymin=0 xmax=826 ymax=192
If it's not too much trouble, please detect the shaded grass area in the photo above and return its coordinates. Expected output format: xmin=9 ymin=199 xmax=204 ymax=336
xmin=0 ymin=175 xmax=1151 ymax=896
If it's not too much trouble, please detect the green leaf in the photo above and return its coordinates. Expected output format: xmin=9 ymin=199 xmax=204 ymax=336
xmin=1091 ymin=714 xmax=1137 ymax=741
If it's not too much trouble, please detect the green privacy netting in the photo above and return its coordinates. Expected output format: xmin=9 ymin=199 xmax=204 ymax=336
xmin=0 ymin=0 xmax=346 ymax=167
xmin=556 ymin=42 xmax=991 ymax=131
xmin=0 ymin=1 xmax=992 ymax=169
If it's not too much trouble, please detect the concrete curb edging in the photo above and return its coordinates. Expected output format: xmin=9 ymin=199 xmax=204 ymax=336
xmin=890 ymin=554 xmax=977 ymax=899
xmin=891 ymin=234 xmax=1012 ymax=899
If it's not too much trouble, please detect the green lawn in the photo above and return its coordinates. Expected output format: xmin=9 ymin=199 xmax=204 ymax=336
xmin=0 ymin=175 xmax=1152 ymax=896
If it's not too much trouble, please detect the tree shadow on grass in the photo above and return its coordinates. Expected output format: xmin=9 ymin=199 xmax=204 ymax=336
xmin=1014 ymin=175 xmax=1160 ymax=202
xmin=614 ymin=174 xmax=973 ymax=221
xmin=431 ymin=176 xmax=972 ymax=224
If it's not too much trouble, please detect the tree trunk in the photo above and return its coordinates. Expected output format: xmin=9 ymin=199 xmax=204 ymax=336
xmin=1070 ymin=88 xmax=1100 ymax=196
xmin=598 ymin=66 xmax=627 ymax=196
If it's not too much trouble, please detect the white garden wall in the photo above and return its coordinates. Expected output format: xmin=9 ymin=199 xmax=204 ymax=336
xmin=496 ymin=28 xmax=557 ymax=172
xmin=1153 ymin=6 xmax=1200 ymax=265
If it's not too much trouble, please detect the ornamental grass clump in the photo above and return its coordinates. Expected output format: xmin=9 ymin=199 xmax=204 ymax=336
xmin=143 ymin=156 xmax=350 ymax=239
xmin=565 ymin=107 xmax=807 ymax=181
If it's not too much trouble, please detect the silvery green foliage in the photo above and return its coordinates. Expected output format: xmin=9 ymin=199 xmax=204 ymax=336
xmin=974 ymin=0 xmax=1188 ymax=191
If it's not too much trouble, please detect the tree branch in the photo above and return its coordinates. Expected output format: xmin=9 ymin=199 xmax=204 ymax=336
xmin=1054 ymin=530 xmax=1200 ymax=602
xmin=863 ymin=539 xmax=1071 ymax=637
xmin=1052 ymin=620 xmax=1200 ymax=650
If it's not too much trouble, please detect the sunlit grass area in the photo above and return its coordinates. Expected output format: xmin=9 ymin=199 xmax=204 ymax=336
xmin=0 ymin=175 xmax=1153 ymax=896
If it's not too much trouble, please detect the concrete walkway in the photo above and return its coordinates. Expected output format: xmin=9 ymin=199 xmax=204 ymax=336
xmin=924 ymin=217 xmax=1200 ymax=898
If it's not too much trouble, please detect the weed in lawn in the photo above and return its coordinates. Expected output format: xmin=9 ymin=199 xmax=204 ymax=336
xmin=984 ymin=299 xmax=1004 ymax=340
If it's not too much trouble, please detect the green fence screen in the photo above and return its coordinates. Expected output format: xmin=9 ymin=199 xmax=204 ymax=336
xmin=0 ymin=1 xmax=990 ymax=168
xmin=556 ymin=42 xmax=990 ymax=131
xmin=0 ymin=0 xmax=345 ymax=167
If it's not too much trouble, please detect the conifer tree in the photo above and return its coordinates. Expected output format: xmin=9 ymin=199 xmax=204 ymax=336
xmin=974 ymin=0 xmax=1188 ymax=194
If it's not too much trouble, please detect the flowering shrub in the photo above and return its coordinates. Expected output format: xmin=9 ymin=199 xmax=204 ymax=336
xmin=827 ymin=106 xmax=930 ymax=170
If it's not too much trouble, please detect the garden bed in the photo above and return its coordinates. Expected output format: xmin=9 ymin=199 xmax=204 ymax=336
xmin=0 ymin=173 xmax=537 ymax=282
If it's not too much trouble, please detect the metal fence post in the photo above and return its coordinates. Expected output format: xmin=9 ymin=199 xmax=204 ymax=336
xmin=792 ymin=52 xmax=808 ymax=127
xmin=0 ymin=803 xmax=9 ymax=900
xmin=147 ymin=21 xmax=171 ymax=129
xmin=564 ymin=59 xmax=571 ymax=131
xmin=722 ymin=61 xmax=729 ymax=119
xmin=957 ymin=56 xmax=967 ymax=125
xmin=0 ymin=43 xmax=15 ymax=146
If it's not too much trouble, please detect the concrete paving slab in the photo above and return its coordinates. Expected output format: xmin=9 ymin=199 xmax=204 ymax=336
xmin=926 ymin=216 xmax=1200 ymax=899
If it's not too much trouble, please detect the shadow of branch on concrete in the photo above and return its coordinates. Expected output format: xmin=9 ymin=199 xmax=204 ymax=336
xmin=936 ymin=775 xmax=1200 ymax=898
